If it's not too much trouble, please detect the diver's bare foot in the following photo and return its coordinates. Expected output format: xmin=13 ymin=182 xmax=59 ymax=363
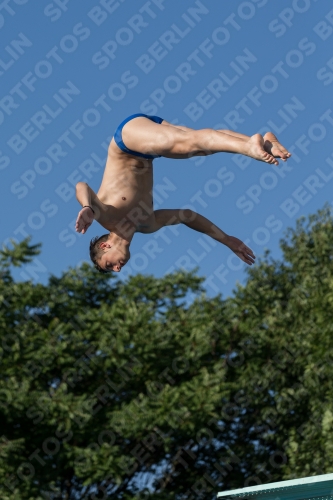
xmin=263 ymin=132 xmax=291 ymax=162
xmin=248 ymin=134 xmax=278 ymax=165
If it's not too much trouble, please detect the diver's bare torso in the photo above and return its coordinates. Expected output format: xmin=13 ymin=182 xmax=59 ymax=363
xmin=96 ymin=137 xmax=156 ymax=234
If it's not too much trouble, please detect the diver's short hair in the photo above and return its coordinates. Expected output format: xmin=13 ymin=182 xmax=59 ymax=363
xmin=89 ymin=234 xmax=110 ymax=273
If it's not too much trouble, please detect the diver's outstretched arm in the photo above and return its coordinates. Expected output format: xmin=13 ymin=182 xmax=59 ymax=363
xmin=153 ymin=208 xmax=255 ymax=266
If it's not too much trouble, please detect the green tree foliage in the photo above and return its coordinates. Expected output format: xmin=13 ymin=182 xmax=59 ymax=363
xmin=1 ymin=207 xmax=333 ymax=499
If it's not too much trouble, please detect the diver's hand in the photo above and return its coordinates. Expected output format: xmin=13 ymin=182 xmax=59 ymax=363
xmin=225 ymin=236 xmax=255 ymax=266
xmin=75 ymin=206 xmax=94 ymax=234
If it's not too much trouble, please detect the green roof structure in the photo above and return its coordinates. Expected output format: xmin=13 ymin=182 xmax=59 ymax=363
xmin=217 ymin=474 xmax=333 ymax=500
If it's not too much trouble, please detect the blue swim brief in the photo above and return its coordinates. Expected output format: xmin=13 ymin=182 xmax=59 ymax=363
xmin=113 ymin=113 xmax=164 ymax=160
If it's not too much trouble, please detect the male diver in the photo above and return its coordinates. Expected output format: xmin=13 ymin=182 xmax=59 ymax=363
xmin=75 ymin=113 xmax=291 ymax=272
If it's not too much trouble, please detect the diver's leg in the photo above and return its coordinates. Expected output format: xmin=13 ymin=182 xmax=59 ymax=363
xmin=122 ymin=117 xmax=279 ymax=164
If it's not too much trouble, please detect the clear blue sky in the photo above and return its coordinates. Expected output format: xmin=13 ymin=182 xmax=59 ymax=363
xmin=2 ymin=0 xmax=333 ymax=298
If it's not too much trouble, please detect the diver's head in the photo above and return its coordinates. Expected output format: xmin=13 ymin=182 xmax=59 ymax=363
xmin=90 ymin=233 xmax=129 ymax=273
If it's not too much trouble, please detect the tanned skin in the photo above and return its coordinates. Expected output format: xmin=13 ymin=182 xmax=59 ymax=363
xmin=75 ymin=117 xmax=291 ymax=272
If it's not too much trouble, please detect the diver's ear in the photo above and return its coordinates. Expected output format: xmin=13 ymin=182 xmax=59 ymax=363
xmin=99 ymin=242 xmax=112 ymax=250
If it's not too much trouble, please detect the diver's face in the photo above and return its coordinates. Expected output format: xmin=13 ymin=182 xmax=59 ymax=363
xmin=98 ymin=243 xmax=129 ymax=273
